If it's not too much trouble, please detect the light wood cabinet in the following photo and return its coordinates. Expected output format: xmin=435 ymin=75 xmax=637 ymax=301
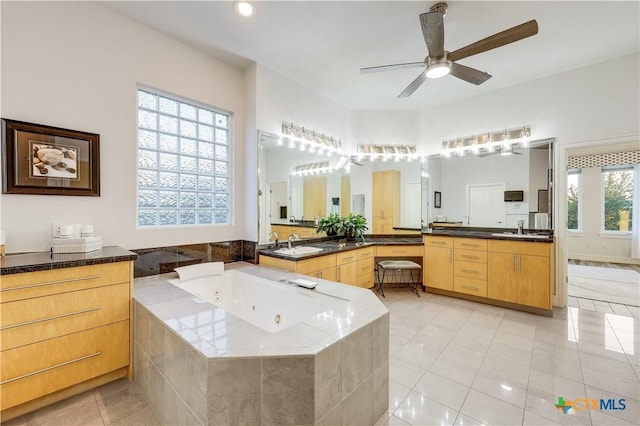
xmin=259 ymin=247 xmax=377 ymax=288
xmin=372 ymin=170 xmax=400 ymax=234
xmin=0 ymin=261 xmax=132 ymax=418
xmin=488 ymin=240 xmax=552 ymax=309
xmin=452 ymin=237 xmax=488 ymax=297
xmin=303 ymin=175 xmax=327 ymax=218
xmin=423 ymin=236 xmax=454 ymax=290
xmin=270 ymin=224 xmax=325 ymax=240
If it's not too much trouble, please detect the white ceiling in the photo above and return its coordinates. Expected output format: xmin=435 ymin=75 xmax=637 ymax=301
xmin=103 ymin=1 xmax=639 ymax=110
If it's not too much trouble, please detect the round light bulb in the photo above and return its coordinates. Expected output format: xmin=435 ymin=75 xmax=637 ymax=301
xmin=233 ymin=1 xmax=255 ymax=17
xmin=425 ymin=63 xmax=451 ymax=79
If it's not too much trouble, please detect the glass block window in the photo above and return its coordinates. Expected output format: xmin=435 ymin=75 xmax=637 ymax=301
xmin=137 ymin=88 xmax=230 ymax=227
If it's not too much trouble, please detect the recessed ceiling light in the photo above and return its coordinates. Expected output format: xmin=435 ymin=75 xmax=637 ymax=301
xmin=234 ymin=1 xmax=255 ymax=17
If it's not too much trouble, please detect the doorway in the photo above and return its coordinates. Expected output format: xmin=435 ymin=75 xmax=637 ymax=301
xmin=467 ymin=183 xmax=506 ymax=227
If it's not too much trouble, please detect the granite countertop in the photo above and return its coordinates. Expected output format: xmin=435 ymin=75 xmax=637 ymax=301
xmin=258 ymin=236 xmax=423 ymax=261
xmin=0 ymin=246 xmax=138 ymax=275
xmin=424 ymin=226 xmax=554 ymax=243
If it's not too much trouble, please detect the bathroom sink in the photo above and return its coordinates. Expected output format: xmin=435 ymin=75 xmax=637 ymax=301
xmin=491 ymin=233 xmax=551 ymax=239
xmin=274 ymin=246 xmax=324 ymax=256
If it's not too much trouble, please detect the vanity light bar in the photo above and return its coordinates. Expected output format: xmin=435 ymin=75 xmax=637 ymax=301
xmin=281 ymin=122 xmax=343 ymax=156
xmin=356 ymin=144 xmax=419 ymax=162
xmin=442 ymin=126 xmax=531 ymax=157
xmin=291 ymin=161 xmax=334 ymax=176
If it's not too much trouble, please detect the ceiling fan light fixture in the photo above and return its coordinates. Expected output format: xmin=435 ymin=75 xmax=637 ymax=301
xmin=425 ymin=62 xmax=451 ymax=79
xmin=233 ymin=1 xmax=255 ymax=17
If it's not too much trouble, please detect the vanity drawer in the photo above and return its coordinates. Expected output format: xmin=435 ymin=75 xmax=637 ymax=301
xmin=423 ymin=236 xmax=453 ymax=248
xmin=336 ymin=251 xmax=358 ymax=265
xmin=454 ymin=260 xmax=487 ymax=280
xmin=454 ymin=249 xmax=488 ymax=263
xmin=454 ymin=238 xmax=488 ymax=251
xmin=0 ymin=320 xmax=129 ymax=410
xmin=356 ymin=259 xmax=375 ymax=288
xmin=454 ymin=276 xmax=487 ymax=297
xmin=376 ymin=245 xmax=422 ymax=257
xmin=296 ymin=254 xmax=336 ymax=274
xmin=0 ymin=262 xmax=130 ymax=303
xmin=356 ymin=247 xmax=375 ymax=261
xmin=1 ymin=283 xmax=129 ymax=351
xmin=488 ymin=240 xmax=551 ymax=257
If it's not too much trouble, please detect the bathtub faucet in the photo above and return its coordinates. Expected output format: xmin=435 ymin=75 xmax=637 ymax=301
xmin=268 ymin=231 xmax=279 ymax=247
xmin=288 ymin=233 xmax=300 ymax=249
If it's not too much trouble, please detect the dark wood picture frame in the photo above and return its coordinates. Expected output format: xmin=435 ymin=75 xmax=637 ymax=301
xmin=434 ymin=191 xmax=442 ymax=208
xmin=2 ymin=119 xmax=100 ymax=196
xmin=538 ymin=189 xmax=549 ymax=213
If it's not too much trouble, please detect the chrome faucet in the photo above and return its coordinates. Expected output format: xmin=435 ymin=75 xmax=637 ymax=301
xmin=288 ymin=233 xmax=300 ymax=249
xmin=517 ymin=220 xmax=525 ymax=235
xmin=268 ymin=231 xmax=279 ymax=246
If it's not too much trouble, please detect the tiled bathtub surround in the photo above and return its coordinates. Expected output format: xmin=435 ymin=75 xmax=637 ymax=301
xmin=132 ymin=240 xmax=256 ymax=277
xmin=133 ymin=262 xmax=389 ymax=425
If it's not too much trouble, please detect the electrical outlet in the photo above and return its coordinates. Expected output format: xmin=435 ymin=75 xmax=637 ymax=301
xmin=52 ymin=222 xmax=64 ymax=238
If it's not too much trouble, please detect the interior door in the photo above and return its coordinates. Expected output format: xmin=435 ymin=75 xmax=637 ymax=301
xmin=468 ymin=184 xmax=506 ymax=227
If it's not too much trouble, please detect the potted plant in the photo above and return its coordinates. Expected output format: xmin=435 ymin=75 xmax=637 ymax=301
xmin=315 ymin=213 xmax=344 ymax=237
xmin=342 ymin=213 xmax=368 ymax=240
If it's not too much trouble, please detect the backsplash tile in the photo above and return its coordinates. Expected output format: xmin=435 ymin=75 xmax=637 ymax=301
xmin=132 ymin=240 xmax=257 ymax=278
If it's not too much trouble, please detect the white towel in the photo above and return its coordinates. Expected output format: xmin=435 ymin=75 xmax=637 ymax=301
xmin=175 ymin=262 xmax=224 ymax=281
xmin=534 ymin=213 xmax=549 ymax=229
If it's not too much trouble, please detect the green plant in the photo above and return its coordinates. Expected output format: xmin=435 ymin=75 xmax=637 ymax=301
xmin=315 ymin=213 xmax=344 ymax=236
xmin=342 ymin=213 xmax=368 ymax=240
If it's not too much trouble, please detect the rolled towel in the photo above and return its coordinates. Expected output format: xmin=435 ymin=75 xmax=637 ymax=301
xmin=175 ymin=262 xmax=224 ymax=281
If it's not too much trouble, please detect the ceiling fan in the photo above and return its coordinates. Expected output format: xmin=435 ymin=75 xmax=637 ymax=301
xmin=360 ymin=2 xmax=538 ymax=98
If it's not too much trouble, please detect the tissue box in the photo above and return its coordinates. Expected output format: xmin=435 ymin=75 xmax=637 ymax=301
xmin=51 ymin=236 xmax=102 ymax=254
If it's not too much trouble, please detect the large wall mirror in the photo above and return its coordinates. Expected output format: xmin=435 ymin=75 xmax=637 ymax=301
xmin=258 ymin=130 xmax=553 ymax=244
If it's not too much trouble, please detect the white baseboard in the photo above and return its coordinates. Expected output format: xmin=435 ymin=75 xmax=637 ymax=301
xmin=568 ymin=254 xmax=640 ymax=265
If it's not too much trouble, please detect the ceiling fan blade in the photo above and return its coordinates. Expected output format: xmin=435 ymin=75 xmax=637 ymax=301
xmin=448 ymin=20 xmax=538 ymax=62
xmin=398 ymin=71 xmax=427 ymax=98
xmin=360 ymin=62 xmax=425 ymax=74
xmin=450 ymin=62 xmax=492 ymax=85
xmin=420 ymin=12 xmax=445 ymax=58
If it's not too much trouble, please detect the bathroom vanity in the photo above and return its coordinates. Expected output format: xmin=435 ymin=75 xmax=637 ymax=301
xmin=424 ymin=228 xmax=554 ymax=314
xmin=0 ymin=247 xmax=137 ymax=421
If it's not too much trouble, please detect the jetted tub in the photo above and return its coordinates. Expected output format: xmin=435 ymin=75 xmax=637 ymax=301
xmin=134 ymin=262 xmax=389 ymax=425
xmin=173 ymin=269 xmax=340 ymax=333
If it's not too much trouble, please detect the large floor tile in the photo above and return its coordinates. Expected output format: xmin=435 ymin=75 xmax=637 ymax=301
xmin=394 ymin=391 xmax=458 ymax=426
xmin=460 ymin=389 xmax=524 ymax=425
xmin=429 ymin=356 xmax=479 ymax=387
xmin=389 ymin=379 xmax=412 ymax=413
xmin=389 ymin=356 xmax=426 ymax=389
xmin=413 ymin=371 xmax=470 ymax=411
xmin=471 ymin=370 xmax=527 ymax=408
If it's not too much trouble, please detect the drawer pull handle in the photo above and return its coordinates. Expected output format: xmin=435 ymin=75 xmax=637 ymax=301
xmin=462 ymin=243 xmax=479 ymax=247
xmin=342 ymin=256 xmax=354 ymax=261
xmin=461 ymin=269 xmax=479 ymax=274
xmin=430 ymin=241 xmax=446 ymax=245
xmin=461 ymin=285 xmax=478 ymax=291
xmin=0 ymin=352 xmax=101 ymax=385
xmin=461 ymin=255 xmax=479 ymax=260
xmin=391 ymin=250 xmax=405 ymax=254
xmin=0 ymin=307 xmax=101 ymax=331
xmin=1 ymin=275 xmax=102 ymax=292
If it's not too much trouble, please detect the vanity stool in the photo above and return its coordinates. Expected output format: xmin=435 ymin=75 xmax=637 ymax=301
xmin=375 ymin=260 xmax=422 ymax=297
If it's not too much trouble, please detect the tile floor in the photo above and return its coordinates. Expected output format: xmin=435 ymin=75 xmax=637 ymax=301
xmin=3 ymin=289 xmax=639 ymax=426
xmin=568 ymin=260 xmax=640 ymax=307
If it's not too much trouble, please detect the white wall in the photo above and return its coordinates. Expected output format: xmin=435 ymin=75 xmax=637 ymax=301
xmin=419 ymin=53 xmax=640 ymax=155
xmin=0 ymin=2 xmax=245 ymax=252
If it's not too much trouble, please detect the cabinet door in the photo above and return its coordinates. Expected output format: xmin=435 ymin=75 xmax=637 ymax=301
xmin=487 ymin=252 xmax=517 ymax=303
xmin=372 ymin=171 xmax=385 ymax=218
xmin=337 ymin=262 xmax=357 ymax=286
xmin=424 ymin=246 xmax=453 ymax=290
xmin=517 ymin=255 xmax=551 ymax=309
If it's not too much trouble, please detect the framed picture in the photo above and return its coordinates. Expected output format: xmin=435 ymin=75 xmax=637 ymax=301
xmin=2 ymin=119 xmax=100 ymax=196
xmin=434 ymin=191 xmax=442 ymax=208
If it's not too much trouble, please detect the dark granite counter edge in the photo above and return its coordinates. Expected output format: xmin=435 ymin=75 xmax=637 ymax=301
xmin=0 ymin=246 xmax=137 ymax=275
xmin=424 ymin=230 xmax=554 ymax=244
xmin=258 ymin=237 xmax=424 ymax=261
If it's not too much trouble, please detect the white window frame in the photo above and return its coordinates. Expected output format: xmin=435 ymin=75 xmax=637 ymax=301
xmin=136 ymin=86 xmax=233 ymax=228
xmin=567 ymin=169 xmax=582 ymax=233
xmin=600 ymin=165 xmax=633 ymax=235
